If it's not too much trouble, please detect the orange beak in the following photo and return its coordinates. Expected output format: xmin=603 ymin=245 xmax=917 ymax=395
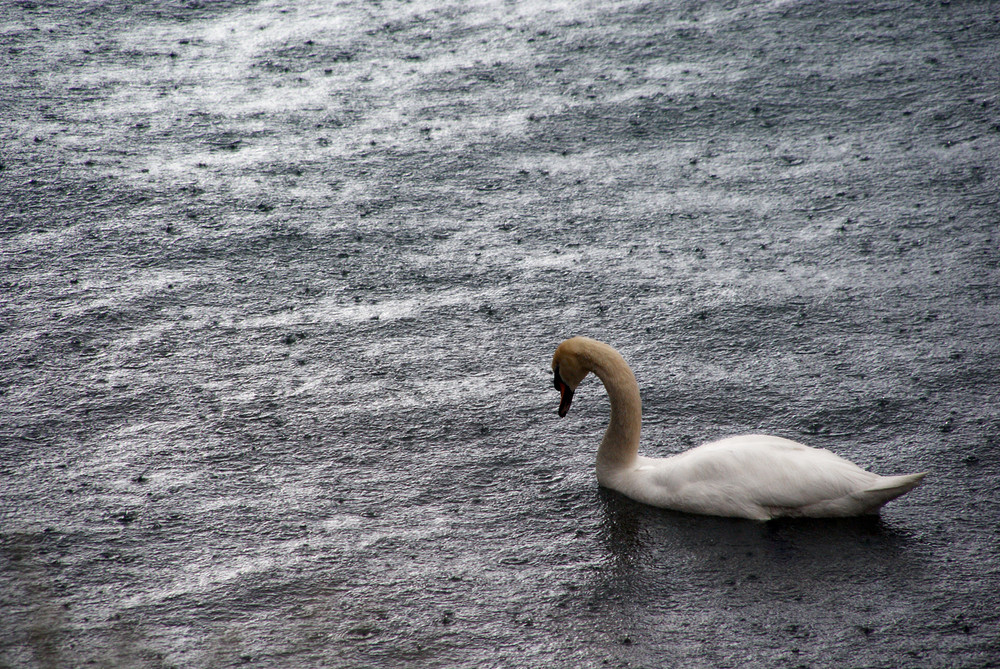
xmin=553 ymin=367 xmax=574 ymax=417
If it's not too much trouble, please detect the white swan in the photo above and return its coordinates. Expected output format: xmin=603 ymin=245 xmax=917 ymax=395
xmin=552 ymin=336 xmax=926 ymax=520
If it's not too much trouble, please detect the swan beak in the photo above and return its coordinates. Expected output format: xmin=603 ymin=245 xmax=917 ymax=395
xmin=554 ymin=368 xmax=574 ymax=417
xmin=558 ymin=384 xmax=574 ymax=417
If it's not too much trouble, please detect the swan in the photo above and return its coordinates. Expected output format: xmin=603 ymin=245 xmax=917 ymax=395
xmin=551 ymin=336 xmax=926 ymax=520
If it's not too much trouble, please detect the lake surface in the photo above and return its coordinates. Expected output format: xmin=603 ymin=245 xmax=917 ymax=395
xmin=2 ymin=0 xmax=999 ymax=666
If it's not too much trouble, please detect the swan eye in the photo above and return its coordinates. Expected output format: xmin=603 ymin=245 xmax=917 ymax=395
xmin=553 ymin=365 xmax=563 ymax=391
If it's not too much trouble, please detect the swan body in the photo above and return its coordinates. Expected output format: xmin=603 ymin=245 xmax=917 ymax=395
xmin=552 ymin=336 xmax=926 ymax=520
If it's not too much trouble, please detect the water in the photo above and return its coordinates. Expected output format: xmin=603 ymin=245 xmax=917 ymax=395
xmin=2 ymin=0 xmax=999 ymax=666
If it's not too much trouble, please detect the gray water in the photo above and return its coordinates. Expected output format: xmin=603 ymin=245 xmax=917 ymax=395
xmin=2 ymin=0 xmax=999 ymax=667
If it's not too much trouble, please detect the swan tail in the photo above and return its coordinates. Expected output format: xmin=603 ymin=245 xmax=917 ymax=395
xmin=857 ymin=472 xmax=927 ymax=510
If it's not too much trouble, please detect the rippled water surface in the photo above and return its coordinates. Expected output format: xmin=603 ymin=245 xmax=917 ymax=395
xmin=2 ymin=0 xmax=999 ymax=667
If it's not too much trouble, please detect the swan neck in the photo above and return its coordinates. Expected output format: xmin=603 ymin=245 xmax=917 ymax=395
xmin=586 ymin=344 xmax=641 ymax=468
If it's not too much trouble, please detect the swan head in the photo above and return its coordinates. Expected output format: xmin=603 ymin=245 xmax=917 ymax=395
xmin=551 ymin=337 xmax=593 ymax=417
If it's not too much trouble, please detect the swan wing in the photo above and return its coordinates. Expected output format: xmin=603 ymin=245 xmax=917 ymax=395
xmin=644 ymin=435 xmax=884 ymax=517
